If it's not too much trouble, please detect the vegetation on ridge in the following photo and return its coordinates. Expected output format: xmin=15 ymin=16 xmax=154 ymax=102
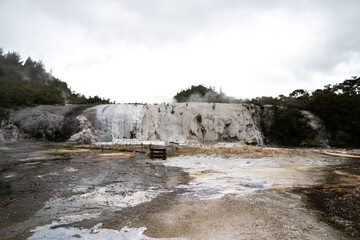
xmin=175 ymin=77 xmax=360 ymax=148
xmin=0 ymin=48 xmax=112 ymax=116
xmin=247 ymin=77 xmax=360 ymax=147
xmin=174 ymin=85 xmax=243 ymax=103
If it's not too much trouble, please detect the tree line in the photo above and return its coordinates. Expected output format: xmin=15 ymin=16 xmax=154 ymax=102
xmin=247 ymin=77 xmax=360 ymax=147
xmin=0 ymin=48 xmax=112 ymax=116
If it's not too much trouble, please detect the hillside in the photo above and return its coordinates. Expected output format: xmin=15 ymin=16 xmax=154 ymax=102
xmin=1 ymin=48 xmax=359 ymax=148
xmin=0 ymin=48 xmax=111 ymax=116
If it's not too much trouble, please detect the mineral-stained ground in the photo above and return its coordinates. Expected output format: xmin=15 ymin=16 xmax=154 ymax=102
xmin=0 ymin=141 xmax=359 ymax=239
xmin=294 ymin=161 xmax=360 ymax=238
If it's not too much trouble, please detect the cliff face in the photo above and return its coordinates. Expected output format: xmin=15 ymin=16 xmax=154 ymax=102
xmin=0 ymin=105 xmax=77 ymax=141
xmin=91 ymin=103 xmax=263 ymax=144
xmin=245 ymin=104 xmax=276 ymax=145
xmin=300 ymin=110 xmax=329 ymax=146
xmin=246 ymin=105 xmax=329 ymax=147
xmin=0 ymin=103 xmax=328 ymax=146
xmin=0 ymin=103 xmax=263 ymax=144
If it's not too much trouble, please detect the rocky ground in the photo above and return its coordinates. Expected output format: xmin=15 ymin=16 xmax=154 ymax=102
xmin=0 ymin=141 xmax=359 ymax=239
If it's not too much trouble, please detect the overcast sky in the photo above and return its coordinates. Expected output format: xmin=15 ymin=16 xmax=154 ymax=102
xmin=1 ymin=0 xmax=359 ymax=103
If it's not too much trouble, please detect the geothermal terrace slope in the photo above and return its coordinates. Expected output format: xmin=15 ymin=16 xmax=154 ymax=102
xmin=94 ymin=103 xmax=262 ymax=144
xmin=0 ymin=103 xmax=264 ymax=144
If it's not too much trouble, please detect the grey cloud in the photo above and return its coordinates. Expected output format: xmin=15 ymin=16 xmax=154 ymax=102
xmin=2 ymin=0 xmax=360 ymax=45
xmin=0 ymin=0 xmax=359 ymax=93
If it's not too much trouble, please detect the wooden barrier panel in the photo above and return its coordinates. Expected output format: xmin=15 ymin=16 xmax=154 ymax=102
xmin=150 ymin=148 xmax=167 ymax=160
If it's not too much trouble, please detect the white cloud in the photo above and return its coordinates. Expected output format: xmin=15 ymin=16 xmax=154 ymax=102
xmin=0 ymin=0 xmax=359 ymax=102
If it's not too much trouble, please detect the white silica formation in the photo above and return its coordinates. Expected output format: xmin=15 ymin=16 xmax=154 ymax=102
xmin=0 ymin=103 xmax=265 ymax=144
xmin=0 ymin=103 xmax=329 ymax=145
xmin=89 ymin=103 xmax=263 ymax=145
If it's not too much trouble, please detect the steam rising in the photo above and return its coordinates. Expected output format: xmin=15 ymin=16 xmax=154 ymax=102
xmin=174 ymin=85 xmax=245 ymax=103
xmin=187 ymin=92 xmax=244 ymax=103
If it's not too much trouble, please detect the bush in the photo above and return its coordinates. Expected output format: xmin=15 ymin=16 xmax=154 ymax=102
xmin=268 ymin=109 xmax=315 ymax=147
xmin=195 ymin=114 xmax=202 ymax=123
xmin=304 ymin=139 xmax=321 ymax=148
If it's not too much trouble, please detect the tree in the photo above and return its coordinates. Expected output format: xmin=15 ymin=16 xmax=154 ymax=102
xmin=332 ymin=77 xmax=360 ymax=95
xmin=0 ymin=67 xmax=4 ymax=77
xmin=269 ymin=109 xmax=315 ymax=147
xmin=174 ymin=85 xmax=217 ymax=102
xmin=24 ymin=57 xmax=36 ymax=69
xmin=5 ymin=51 xmax=22 ymax=65
xmin=0 ymin=48 xmax=112 ymax=112
xmin=307 ymin=78 xmax=360 ymax=147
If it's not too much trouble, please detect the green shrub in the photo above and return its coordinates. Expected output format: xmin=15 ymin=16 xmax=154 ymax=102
xmin=304 ymin=139 xmax=321 ymax=148
xmin=195 ymin=114 xmax=202 ymax=123
xmin=268 ymin=109 xmax=316 ymax=147
xmin=0 ymin=49 xmax=112 ymax=109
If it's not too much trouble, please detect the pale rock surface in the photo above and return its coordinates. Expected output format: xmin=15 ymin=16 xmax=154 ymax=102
xmin=0 ymin=103 xmax=328 ymax=146
xmin=92 ymin=103 xmax=263 ymax=144
xmin=0 ymin=105 xmax=75 ymax=140
xmin=0 ymin=121 xmax=20 ymax=140
xmin=301 ymin=110 xmax=329 ymax=146
xmin=68 ymin=107 xmax=98 ymax=143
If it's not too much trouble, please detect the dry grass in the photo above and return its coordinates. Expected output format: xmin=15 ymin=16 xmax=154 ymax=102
xmin=42 ymin=142 xmax=321 ymax=158
xmin=45 ymin=143 xmax=150 ymax=153
xmin=99 ymin=152 xmax=135 ymax=158
xmin=167 ymin=146 xmax=316 ymax=158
